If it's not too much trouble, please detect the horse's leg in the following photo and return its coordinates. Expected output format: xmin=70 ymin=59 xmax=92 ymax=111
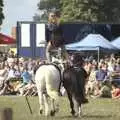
xmin=72 ymin=97 xmax=83 ymax=117
xmin=72 ymin=97 xmax=81 ymax=117
xmin=37 ymin=91 xmax=44 ymax=114
xmin=45 ymin=67 xmax=60 ymax=115
xmin=67 ymin=91 xmax=75 ymax=116
xmin=36 ymin=81 xmax=44 ymax=114
xmin=48 ymin=90 xmax=60 ymax=115
xmin=43 ymin=93 xmax=49 ymax=116
xmin=73 ymin=98 xmax=78 ymax=117
xmin=50 ymin=99 xmax=56 ymax=116
xmin=46 ymin=81 xmax=60 ymax=115
xmin=78 ymin=104 xmax=82 ymax=117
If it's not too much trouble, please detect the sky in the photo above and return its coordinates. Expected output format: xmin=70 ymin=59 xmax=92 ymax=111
xmin=1 ymin=0 xmax=39 ymax=36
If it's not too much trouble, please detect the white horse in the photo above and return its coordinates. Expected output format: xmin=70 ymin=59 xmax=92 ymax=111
xmin=35 ymin=63 xmax=61 ymax=116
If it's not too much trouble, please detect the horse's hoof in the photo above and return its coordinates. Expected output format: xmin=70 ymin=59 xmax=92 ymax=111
xmin=50 ymin=110 xmax=55 ymax=116
xmin=72 ymin=113 xmax=78 ymax=117
xmin=39 ymin=109 xmax=43 ymax=114
xmin=45 ymin=114 xmax=50 ymax=117
xmin=71 ymin=111 xmax=75 ymax=116
xmin=55 ymin=107 xmax=59 ymax=113
xmin=78 ymin=114 xmax=82 ymax=118
xmin=71 ymin=112 xmax=79 ymax=117
xmin=78 ymin=112 xmax=82 ymax=118
xmin=72 ymin=113 xmax=82 ymax=118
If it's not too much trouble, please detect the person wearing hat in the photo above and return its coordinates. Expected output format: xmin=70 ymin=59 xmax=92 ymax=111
xmin=46 ymin=11 xmax=68 ymax=63
xmin=71 ymin=53 xmax=88 ymax=103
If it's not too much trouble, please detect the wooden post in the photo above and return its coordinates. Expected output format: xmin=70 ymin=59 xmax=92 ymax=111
xmin=0 ymin=108 xmax=12 ymax=120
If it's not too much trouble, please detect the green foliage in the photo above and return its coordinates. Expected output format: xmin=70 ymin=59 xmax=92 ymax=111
xmin=35 ymin=0 xmax=61 ymax=22
xmin=0 ymin=0 xmax=4 ymax=25
xmin=33 ymin=14 xmax=41 ymax=22
xmin=38 ymin=0 xmax=61 ymax=12
xmin=35 ymin=0 xmax=120 ymax=23
xmin=60 ymin=0 xmax=120 ymax=23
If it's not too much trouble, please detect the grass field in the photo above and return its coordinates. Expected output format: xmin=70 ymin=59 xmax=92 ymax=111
xmin=0 ymin=96 xmax=120 ymax=120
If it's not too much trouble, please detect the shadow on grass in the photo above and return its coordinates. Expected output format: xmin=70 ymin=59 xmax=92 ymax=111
xmin=82 ymin=114 xmax=113 ymax=118
xmin=53 ymin=115 xmax=77 ymax=120
xmin=55 ymin=114 xmax=113 ymax=119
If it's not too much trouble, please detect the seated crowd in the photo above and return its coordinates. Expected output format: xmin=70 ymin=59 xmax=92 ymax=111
xmin=0 ymin=51 xmax=44 ymax=96
xmin=85 ymin=54 xmax=120 ymax=99
xmin=0 ymin=51 xmax=120 ymax=100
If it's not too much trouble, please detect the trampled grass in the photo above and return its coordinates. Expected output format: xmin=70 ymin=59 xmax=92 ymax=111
xmin=0 ymin=96 xmax=120 ymax=120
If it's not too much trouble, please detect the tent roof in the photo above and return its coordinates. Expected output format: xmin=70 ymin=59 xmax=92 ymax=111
xmin=66 ymin=46 xmax=99 ymax=51
xmin=66 ymin=34 xmax=117 ymax=50
xmin=0 ymin=33 xmax=16 ymax=44
xmin=111 ymin=37 xmax=120 ymax=49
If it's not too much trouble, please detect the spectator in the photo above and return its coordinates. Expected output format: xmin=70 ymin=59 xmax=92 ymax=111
xmin=0 ymin=63 xmax=14 ymax=95
xmin=110 ymin=54 xmax=116 ymax=61
xmin=98 ymin=81 xmax=111 ymax=98
xmin=84 ymin=61 xmax=92 ymax=75
xmin=95 ymin=65 xmax=108 ymax=95
xmin=111 ymin=58 xmax=120 ymax=84
xmin=114 ymin=58 xmax=120 ymax=72
xmin=0 ymin=64 xmax=9 ymax=81
xmin=14 ymin=64 xmax=21 ymax=78
xmin=19 ymin=62 xmax=24 ymax=73
xmin=86 ymin=64 xmax=97 ymax=96
xmin=21 ymin=67 xmax=32 ymax=85
xmin=15 ymin=67 xmax=32 ymax=95
xmin=7 ymin=57 xmax=15 ymax=67
xmin=108 ymin=59 xmax=115 ymax=72
xmin=19 ymin=80 xmax=37 ymax=96
xmin=6 ymin=65 xmax=16 ymax=80
xmin=111 ymin=81 xmax=120 ymax=99
xmin=0 ymin=64 xmax=9 ymax=94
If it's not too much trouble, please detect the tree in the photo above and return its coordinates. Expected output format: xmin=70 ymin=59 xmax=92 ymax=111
xmin=38 ymin=0 xmax=60 ymax=12
xmin=33 ymin=13 xmax=41 ymax=22
xmin=34 ymin=0 xmax=61 ymax=22
xmin=60 ymin=0 xmax=120 ymax=23
xmin=0 ymin=0 xmax=4 ymax=25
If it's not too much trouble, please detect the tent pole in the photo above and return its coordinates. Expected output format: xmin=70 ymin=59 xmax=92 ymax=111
xmin=97 ymin=47 xmax=100 ymax=65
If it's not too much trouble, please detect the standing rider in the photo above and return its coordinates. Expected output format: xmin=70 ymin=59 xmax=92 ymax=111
xmin=46 ymin=11 xmax=68 ymax=63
